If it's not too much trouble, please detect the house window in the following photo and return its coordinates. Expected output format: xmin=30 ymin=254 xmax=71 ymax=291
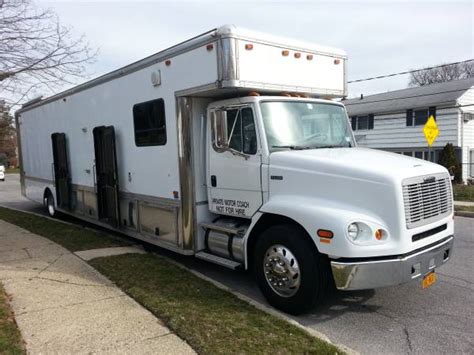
xmin=133 ymin=98 xmax=167 ymax=146
xmin=406 ymin=106 xmax=436 ymax=127
xmin=351 ymin=114 xmax=374 ymax=131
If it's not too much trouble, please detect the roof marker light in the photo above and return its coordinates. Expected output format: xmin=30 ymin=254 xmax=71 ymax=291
xmin=334 ymin=59 xmax=341 ymax=65
xmin=282 ymin=50 xmax=289 ymax=56
xmin=206 ymin=44 xmax=214 ymax=51
xmin=294 ymin=52 xmax=301 ymax=59
xmin=165 ymin=60 xmax=171 ymax=66
xmin=245 ymin=43 xmax=254 ymax=50
xmin=307 ymin=54 xmax=313 ymax=60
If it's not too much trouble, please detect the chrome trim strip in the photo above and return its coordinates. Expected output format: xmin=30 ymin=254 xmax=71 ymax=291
xmin=331 ymin=236 xmax=454 ymax=290
xmin=176 ymin=96 xmax=196 ymax=251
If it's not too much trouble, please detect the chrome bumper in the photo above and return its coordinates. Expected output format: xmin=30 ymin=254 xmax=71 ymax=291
xmin=331 ymin=236 xmax=454 ymax=290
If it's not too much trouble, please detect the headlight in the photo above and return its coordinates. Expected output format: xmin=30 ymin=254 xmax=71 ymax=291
xmin=347 ymin=223 xmax=359 ymax=240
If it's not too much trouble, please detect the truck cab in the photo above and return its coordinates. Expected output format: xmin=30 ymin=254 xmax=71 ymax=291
xmin=201 ymin=95 xmax=454 ymax=313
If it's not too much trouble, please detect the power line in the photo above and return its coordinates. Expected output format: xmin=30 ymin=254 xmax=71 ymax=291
xmin=348 ymin=59 xmax=474 ymax=84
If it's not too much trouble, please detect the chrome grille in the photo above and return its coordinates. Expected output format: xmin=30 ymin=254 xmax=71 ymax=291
xmin=402 ymin=173 xmax=453 ymax=229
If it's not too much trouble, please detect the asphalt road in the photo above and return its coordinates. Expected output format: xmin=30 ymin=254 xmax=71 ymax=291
xmin=1 ymin=174 xmax=473 ymax=354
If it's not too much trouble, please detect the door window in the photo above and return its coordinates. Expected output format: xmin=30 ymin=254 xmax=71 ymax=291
xmin=223 ymin=107 xmax=257 ymax=155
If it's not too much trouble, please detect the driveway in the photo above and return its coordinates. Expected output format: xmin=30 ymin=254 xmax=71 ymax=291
xmin=1 ymin=173 xmax=473 ymax=354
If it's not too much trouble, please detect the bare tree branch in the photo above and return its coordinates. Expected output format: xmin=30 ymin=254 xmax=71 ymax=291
xmin=0 ymin=0 xmax=97 ymax=106
xmin=409 ymin=62 xmax=474 ymax=86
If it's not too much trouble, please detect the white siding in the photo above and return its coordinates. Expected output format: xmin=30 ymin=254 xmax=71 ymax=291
xmin=458 ymin=87 xmax=474 ymax=181
xmin=353 ymin=105 xmax=459 ymax=149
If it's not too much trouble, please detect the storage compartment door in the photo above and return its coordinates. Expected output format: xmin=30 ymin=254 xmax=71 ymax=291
xmin=51 ymin=132 xmax=71 ymax=209
xmin=93 ymin=126 xmax=120 ymax=226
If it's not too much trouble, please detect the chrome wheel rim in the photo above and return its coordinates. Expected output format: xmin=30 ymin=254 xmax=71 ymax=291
xmin=263 ymin=244 xmax=301 ymax=297
xmin=47 ymin=196 xmax=55 ymax=216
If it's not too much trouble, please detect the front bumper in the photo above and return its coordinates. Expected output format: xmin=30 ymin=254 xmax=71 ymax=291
xmin=331 ymin=236 xmax=454 ymax=290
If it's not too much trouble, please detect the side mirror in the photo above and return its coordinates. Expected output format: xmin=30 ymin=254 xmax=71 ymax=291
xmin=213 ymin=110 xmax=228 ymax=149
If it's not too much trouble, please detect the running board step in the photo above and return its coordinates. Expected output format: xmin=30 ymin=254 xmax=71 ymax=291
xmin=195 ymin=251 xmax=242 ymax=270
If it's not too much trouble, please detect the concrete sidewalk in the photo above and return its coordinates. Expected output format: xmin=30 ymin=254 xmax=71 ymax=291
xmin=454 ymin=200 xmax=474 ymax=206
xmin=0 ymin=220 xmax=195 ymax=354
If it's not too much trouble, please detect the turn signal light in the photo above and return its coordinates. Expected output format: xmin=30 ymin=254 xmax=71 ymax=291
xmin=317 ymin=229 xmax=334 ymax=239
xmin=375 ymin=229 xmax=383 ymax=240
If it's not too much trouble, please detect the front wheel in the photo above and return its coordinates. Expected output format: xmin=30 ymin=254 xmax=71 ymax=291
xmin=254 ymin=224 xmax=330 ymax=314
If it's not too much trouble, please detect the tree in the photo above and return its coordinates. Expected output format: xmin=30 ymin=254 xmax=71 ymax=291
xmin=438 ymin=143 xmax=462 ymax=183
xmin=0 ymin=0 xmax=97 ymax=105
xmin=409 ymin=61 xmax=474 ymax=87
xmin=0 ymin=101 xmax=16 ymax=167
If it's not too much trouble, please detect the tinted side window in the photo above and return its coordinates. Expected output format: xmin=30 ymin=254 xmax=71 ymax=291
xmin=133 ymin=98 xmax=167 ymax=146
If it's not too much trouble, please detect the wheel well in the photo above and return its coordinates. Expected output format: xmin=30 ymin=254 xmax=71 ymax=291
xmin=246 ymin=213 xmax=319 ymax=270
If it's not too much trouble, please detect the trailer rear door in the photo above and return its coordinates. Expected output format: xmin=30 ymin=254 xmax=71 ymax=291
xmin=51 ymin=133 xmax=71 ymax=209
xmin=93 ymin=126 xmax=120 ymax=227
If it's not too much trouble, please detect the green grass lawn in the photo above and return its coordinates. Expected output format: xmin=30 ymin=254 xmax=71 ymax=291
xmin=454 ymin=205 xmax=474 ymax=213
xmin=5 ymin=168 xmax=19 ymax=174
xmin=0 ymin=207 xmax=132 ymax=252
xmin=453 ymin=184 xmax=474 ymax=202
xmin=0 ymin=285 xmax=25 ymax=354
xmin=0 ymin=207 xmax=343 ymax=354
xmin=91 ymin=253 xmax=342 ymax=355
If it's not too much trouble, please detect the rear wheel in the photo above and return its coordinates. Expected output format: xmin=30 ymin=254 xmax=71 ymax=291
xmin=44 ymin=191 xmax=56 ymax=218
xmin=254 ymin=224 xmax=329 ymax=314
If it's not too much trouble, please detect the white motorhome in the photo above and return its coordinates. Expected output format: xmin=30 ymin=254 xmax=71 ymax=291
xmin=16 ymin=26 xmax=454 ymax=314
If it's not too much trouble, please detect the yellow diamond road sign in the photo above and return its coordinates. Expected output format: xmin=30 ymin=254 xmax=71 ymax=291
xmin=423 ymin=115 xmax=439 ymax=147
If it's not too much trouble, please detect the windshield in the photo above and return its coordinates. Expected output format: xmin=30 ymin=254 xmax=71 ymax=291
xmin=260 ymin=101 xmax=354 ymax=152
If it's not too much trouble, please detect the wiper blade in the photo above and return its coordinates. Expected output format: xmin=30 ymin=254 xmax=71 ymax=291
xmin=272 ymin=145 xmax=311 ymax=150
xmin=312 ymin=145 xmax=347 ymax=149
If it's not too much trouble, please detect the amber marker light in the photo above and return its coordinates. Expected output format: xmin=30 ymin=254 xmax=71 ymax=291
xmin=306 ymin=54 xmax=313 ymax=60
xmin=334 ymin=59 xmax=341 ymax=65
xmin=375 ymin=229 xmax=383 ymax=241
xmin=317 ymin=229 xmax=334 ymax=239
xmin=282 ymin=50 xmax=290 ymax=56
xmin=165 ymin=60 xmax=171 ymax=66
xmin=245 ymin=43 xmax=254 ymax=50
xmin=294 ymin=52 xmax=301 ymax=58
xmin=206 ymin=44 xmax=214 ymax=51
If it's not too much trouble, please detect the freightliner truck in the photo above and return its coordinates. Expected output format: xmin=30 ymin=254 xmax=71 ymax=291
xmin=16 ymin=25 xmax=454 ymax=314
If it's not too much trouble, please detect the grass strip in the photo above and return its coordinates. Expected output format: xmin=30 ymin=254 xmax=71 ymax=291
xmin=0 ymin=207 xmax=131 ymax=252
xmin=453 ymin=184 xmax=474 ymax=202
xmin=0 ymin=285 xmax=25 ymax=354
xmin=454 ymin=205 xmax=474 ymax=213
xmin=5 ymin=168 xmax=20 ymax=174
xmin=91 ymin=253 xmax=343 ymax=354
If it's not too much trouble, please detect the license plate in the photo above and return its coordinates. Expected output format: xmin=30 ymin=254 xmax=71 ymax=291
xmin=422 ymin=271 xmax=437 ymax=289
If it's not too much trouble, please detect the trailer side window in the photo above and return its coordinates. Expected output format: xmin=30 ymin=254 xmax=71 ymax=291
xmin=133 ymin=98 xmax=167 ymax=146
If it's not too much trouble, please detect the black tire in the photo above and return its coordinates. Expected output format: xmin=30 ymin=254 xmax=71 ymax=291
xmin=44 ymin=191 xmax=56 ymax=218
xmin=254 ymin=224 xmax=329 ymax=314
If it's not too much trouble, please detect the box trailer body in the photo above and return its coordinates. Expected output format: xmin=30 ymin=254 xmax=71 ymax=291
xmin=16 ymin=26 xmax=454 ymax=314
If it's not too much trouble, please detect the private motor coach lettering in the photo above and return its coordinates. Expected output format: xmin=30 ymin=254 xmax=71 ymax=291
xmin=212 ymin=198 xmax=250 ymax=216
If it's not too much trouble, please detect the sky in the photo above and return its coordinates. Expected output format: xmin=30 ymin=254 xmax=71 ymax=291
xmin=37 ymin=0 xmax=474 ymax=98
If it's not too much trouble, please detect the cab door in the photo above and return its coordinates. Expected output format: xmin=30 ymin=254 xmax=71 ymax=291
xmin=207 ymin=106 xmax=262 ymax=218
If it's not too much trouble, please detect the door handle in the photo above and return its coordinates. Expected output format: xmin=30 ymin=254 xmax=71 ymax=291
xmin=211 ymin=175 xmax=217 ymax=187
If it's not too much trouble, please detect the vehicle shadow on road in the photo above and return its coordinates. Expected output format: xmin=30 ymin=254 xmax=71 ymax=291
xmin=295 ymin=288 xmax=380 ymax=325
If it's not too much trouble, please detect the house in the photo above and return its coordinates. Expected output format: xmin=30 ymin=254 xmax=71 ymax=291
xmin=343 ymin=78 xmax=474 ymax=183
